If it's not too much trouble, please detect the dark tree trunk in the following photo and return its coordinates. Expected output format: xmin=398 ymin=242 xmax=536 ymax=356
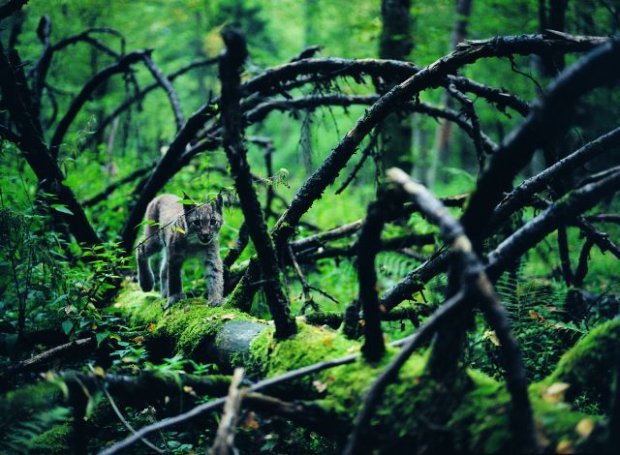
xmin=428 ymin=0 xmax=473 ymax=186
xmin=538 ymin=0 xmax=569 ymax=76
xmin=378 ymin=0 xmax=413 ymax=171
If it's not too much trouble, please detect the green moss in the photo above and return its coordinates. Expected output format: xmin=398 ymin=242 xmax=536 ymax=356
xmin=26 ymin=424 xmax=71 ymax=454
xmin=249 ymin=323 xmax=357 ymax=387
xmin=450 ymin=370 xmax=598 ymax=453
xmin=113 ymin=285 xmax=254 ymax=359
xmin=114 ymin=285 xmax=610 ymax=452
xmin=544 ymin=318 xmax=620 ymax=405
xmin=111 ymin=285 xmax=165 ymax=327
xmin=0 ymin=382 xmax=63 ymax=426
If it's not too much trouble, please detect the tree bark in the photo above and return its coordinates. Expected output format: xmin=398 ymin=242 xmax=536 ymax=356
xmin=428 ymin=0 xmax=474 ymax=186
xmin=379 ymin=0 xmax=414 ymax=171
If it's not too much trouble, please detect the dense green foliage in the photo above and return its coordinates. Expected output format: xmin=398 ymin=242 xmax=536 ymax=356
xmin=1 ymin=0 xmax=619 ymax=453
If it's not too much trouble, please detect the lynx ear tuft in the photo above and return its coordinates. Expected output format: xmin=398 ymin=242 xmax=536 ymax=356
xmin=181 ymin=192 xmax=196 ymax=213
xmin=214 ymin=193 xmax=224 ymax=213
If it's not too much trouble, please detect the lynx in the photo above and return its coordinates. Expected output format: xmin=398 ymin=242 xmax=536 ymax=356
xmin=136 ymin=194 xmax=224 ymax=309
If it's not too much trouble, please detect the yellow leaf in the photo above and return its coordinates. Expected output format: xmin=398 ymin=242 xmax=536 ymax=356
xmin=483 ymin=330 xmax=501 ymax=346
xmin=183 ymin=385 xmax=196 ymax=396
xmin=313 ymin=379 xmax=328 ymax=393
xmin=146 ymin=323 xmax=157 ymax=332
xmin=132 ymin=336 xmax=144 ymax=344
xmin=93 ymin=366 xmax=105 ymax=377
xmin=542 ymin=382 xmax=570 ymax=403
xmin=529 ymin=310 xmax=545 ymax=321
xmin=575 ymin=418 xmax=594 ymax=438
xmin=243 ymin=412 xmax=260 ymax=430
xmin=556 ymin=439 xmax=574 ymax=453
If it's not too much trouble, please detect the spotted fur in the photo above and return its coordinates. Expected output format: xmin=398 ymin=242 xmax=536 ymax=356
xmin=136 ymin=194 xmax=224 ymax=309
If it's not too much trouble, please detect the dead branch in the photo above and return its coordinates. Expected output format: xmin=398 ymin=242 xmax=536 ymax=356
xmin=49 ymin=50 xmax=149 ymax=156
xmin=448 ymin=75 xmax=530 ymax=116
xmin=209 ymin=368 xmax=245 ymax=455
xmin=493 ymin=126 xmax=620 ymax=228
xmin=368 ymin=168 xmax=537 ymax=453
xmin=142 ymin=53 xmax=185 ymax=130
xmin=0 ymin=337 xmax=95 ymax=389
xmin=0 ymin=0 xmax=28 ymax=20
xmin=335 ymin=128 xmax=381 ymax=194
xmin=302 ymin=306 xmax=432 ymax=329
xmin=463 ymin=39 xmax=620 ymax=246
xmin=271 ymin=34 xmax=608 ymax=251
xmin=0 ymin=44 xmax=100 ymax=246
xmin=357 ymin=198 xmax=387 ymax=362
xmin=573 ymin=238 xmax=595 ymax=286
xmin=86 ymin=57 xmax=218 ymax=147
xmin=487 ymin=170 xmax=620 ymax=280
xmin=587 ymin=213 xmax=620 ymax=225
xmin=573 ymin=217 xmax=620 ymax=259
xmin=219 ymin=27 xmax=296 ymax=338
xmin=447 ymin=83 xmax=486 ymax=169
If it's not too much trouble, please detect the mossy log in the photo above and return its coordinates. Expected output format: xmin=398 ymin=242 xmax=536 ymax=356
xmin=3 ymin=287 xmax=618 ymax=453
xmin=108 ymin=287 xmax=620 ymax=453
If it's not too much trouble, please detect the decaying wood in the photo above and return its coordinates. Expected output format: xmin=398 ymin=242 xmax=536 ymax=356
xmin=209 ymin=368 xmax=245 ymax=455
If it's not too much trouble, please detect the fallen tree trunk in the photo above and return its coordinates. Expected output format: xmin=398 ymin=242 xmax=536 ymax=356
xmin=93 ymin=287 xmax=618 ymax=453
xmin=3 ymin=287 xmax=617 ymax=453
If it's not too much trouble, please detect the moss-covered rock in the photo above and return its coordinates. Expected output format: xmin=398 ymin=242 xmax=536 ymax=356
xmin=543 ymin=318 xmax=620 ymax=406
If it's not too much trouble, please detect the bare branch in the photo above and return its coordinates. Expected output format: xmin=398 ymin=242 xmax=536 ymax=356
xmin=209 ymin=368 xmax=245 ymax=455
xmin=0 ymin=0 xmax=28 ymax=20
xmin=142 ymin=53 xmax=185 ymax=130
xmin=0 ymin=44 xmax=100 ymax=246
xmin=50 ymin=50 xmax=149 ymax=155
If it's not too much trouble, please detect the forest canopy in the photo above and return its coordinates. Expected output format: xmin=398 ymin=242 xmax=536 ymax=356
xmin=0 ymin=0 xmax=619 ymax=454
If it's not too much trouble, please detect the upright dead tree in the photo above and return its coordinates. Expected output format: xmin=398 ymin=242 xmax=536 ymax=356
xmin=428 ymin=0 xmax=474 ymax=186
xmin=0 ymin=42 xmax=100 ymax=247
xmin=379 ymin=0 xmax=414 ymax=171
xmin=218 ymin=27 xmax=296 ymax=339
xmin=538 ymin=0 xmax=569 ymax=76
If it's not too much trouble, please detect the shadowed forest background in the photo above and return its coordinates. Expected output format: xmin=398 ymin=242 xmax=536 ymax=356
xmin=0 ymin=0 xmax=619 ymax=453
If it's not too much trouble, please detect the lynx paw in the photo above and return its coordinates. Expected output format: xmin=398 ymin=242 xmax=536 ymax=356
xmin=164 ymin=293 xmax=186 ymax=310
xmin=138 ymin=273 xmax=154 ymax=292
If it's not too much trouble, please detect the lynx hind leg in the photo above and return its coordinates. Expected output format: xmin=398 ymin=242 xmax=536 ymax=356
xmin=136 ymin=198 xmax=161 ymax=292
xmin=159 ymin=255 xmax=169 ymax=297
xmin=136 ymin=243 xmax=155 ymax=292
xmin=164 ymin=250 xmax=185 ymax=309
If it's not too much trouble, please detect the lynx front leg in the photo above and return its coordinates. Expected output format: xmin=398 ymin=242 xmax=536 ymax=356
xmin=164 ymin=250 xmax=185 ymax=309
xmin=204 ymin=248 xmax=224 ymax=306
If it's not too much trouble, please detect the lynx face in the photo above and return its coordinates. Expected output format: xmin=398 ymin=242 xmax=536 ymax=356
xmin=184 ymin=195 xmax=223 ymax=245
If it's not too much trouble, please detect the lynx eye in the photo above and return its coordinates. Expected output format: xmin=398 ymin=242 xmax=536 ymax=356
xmin=192 ymin=220 xmax=200 ymax=226
xmin=210 ymin=219 xmax=217 ymax=226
